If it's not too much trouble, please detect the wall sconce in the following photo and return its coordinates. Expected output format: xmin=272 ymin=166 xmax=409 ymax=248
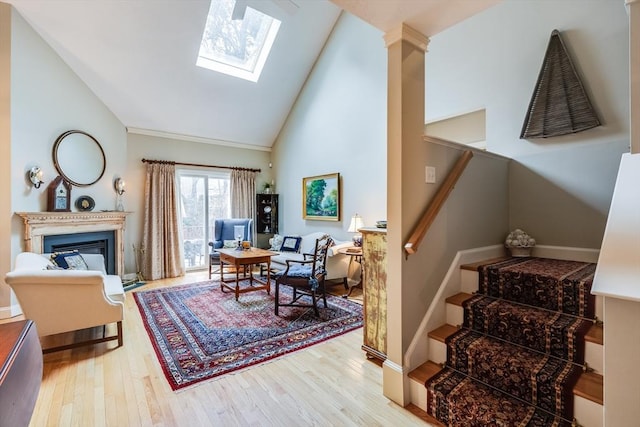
xmin=28 ymin=166 xmax=44 ymax=189
xmin=347 ymin=213 xmax=365 ymax=247
xmin=114 ymin=178 xmax=125 ymax=211
xmin=114 ymin=178 xmax=126 ymax=195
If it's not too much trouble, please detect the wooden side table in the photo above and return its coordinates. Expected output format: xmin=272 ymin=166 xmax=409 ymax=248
xmin=338 ymin=247 xmax=363 ymax=298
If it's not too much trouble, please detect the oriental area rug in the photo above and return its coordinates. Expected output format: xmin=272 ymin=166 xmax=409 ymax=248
xmin=133 ymin=280 xmax=363 ymax=390
xmin=427 ymin=257 xmax=597 ymax=426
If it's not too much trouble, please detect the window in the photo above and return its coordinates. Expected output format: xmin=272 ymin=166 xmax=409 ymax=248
xmin=197 ymin=0 xmax=281 ymax=82
xmin=178 ymin=170 xmax=231 ymax=270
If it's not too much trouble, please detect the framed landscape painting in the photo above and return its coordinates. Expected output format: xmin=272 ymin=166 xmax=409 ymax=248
xmin=302 ymin=173 xmax=340 ymax=221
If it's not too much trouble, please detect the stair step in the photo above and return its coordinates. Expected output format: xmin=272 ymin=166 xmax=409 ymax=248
xmin=460 ymin=257 xmax=510 ymax=271
xmin=447 ymin=328 xmax=582 ymax=418
xmin=427 ymin=368 xmax=573 ymax=426
xmin=428 ymin=324 xmax=458 ymax=343
xmin=408 ymin=360 xmax=442 ymax=384
xmin=573 ymin=371 xmax=604 ymax=405
xmin=409 ymin=360 xmax=603 ymax=424
xmin=444 ymin=292 xmax=473 ymax=306
xmin=585 ymin=323 xmax=603 ymax=346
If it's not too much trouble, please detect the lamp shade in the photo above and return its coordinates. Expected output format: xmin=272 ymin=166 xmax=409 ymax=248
xmin=347 ymin=214 xmax=364 ymax=233
xmin=234 ymin=225 xmax=245 ymax=240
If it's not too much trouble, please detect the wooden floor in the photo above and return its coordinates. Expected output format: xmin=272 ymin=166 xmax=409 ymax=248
xmin=4 ymin=271 xmax=430 ymax=427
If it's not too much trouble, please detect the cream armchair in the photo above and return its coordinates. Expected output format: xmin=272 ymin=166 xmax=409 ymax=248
xmin=5 ymin=252 xmax=124 ymax=353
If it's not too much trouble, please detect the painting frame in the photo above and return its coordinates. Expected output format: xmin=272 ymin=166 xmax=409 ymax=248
xmin=302 ymin=173 xmax=340 ymax=221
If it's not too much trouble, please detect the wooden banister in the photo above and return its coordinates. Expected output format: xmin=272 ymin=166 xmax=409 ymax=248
xmin=404 ymin=150 xmax=474 ymax=256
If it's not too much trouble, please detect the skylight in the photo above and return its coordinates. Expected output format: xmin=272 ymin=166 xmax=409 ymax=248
xmin=197 ymin=0 xmax=281 ymax=82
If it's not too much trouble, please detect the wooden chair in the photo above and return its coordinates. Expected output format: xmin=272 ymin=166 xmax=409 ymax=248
xmin=274 ymin=234 xmax=333 ymax=316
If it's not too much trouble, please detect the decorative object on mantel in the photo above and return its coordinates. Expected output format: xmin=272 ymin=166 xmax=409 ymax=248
xmin=46 ymin=176 xmax=71 ymax=212
xmin=347 ymin=213 xmax=365 ymax=247
xmin=504 ymin=228 xmax=536 ymax=257
xmin=375 ymin=220 xmax=387 ymax=229
xmin=114 ymin=177 xmax=125 ymax=211
xmin=75 ymin=196 xmax=95 ymax=212
xmin=520 ymin=29 xmax=600 ymax=139
xmin=28 ymin=166 xmax=44 ymax=189
xmin=53 ymin=130 xmax=106 ymax=186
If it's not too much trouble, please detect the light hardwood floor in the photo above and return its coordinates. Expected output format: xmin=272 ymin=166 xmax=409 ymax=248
xmin=4 ymin=271 xmax=431 ymax=426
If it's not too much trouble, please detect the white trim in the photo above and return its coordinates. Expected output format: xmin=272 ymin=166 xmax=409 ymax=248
xmin=424 ymin=135 xmax=510 ymax=161
xmin=127 ymin=127 xmax=272 ymax=152
xmin=0 ymin=303 xmax=23 ymax=319
xmin=383 ymin=358 xmax=405 ymax=374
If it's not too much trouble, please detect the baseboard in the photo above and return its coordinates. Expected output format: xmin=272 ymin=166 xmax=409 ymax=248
xmin=0 ymin=303 xmax=23 ymax=319
xmin=533 ymin=245 xmax=600 ymax=263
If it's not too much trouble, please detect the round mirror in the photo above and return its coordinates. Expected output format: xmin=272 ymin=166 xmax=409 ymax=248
xmin=52 ymin=130 xmax=106 ymax=187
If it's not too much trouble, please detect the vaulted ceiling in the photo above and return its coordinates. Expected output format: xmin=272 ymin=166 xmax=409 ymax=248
xmin=4 ymin=0 xmax=500 ymax=150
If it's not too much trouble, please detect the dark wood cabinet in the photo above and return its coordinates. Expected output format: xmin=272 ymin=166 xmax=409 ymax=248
xmin=0 ymin=320 xmax=42 ymax=427
xmin=256 ymin=194 xmax=278 ymax=248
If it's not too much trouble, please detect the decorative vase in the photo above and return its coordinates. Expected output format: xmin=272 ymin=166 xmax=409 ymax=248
xmin=509 ymin=246 xmax=532 ymax=257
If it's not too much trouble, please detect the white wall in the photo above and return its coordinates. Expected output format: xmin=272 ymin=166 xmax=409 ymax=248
xmin=0 ymin=3 xmax=12 ymax=318
xmin=425 ymin=0 xmax=630 ymax=248
xmin=3 ymin=6 xmax=126 ymax=317
xmin=125 ymin=133 xmax=272 ymax=274
xmin=272 ymin=12 xmax=387 ymax=241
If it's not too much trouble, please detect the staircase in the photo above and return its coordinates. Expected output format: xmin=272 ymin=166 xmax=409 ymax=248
xmin=408 ymin=257 xmax=604 ymax=427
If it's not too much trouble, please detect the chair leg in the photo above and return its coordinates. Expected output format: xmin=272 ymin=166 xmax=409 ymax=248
xmin=275 ymin=281 xmax=280 ymax=315
xmin=117 ymin=321 xmax=123 ymax=347
xmin=311 ymin=292 xmax=319 ymax=316
xmin=319 ymin=279 xmax=328 ymax=308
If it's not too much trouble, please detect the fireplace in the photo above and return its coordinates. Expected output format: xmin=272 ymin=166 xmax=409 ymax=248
xmin=44 ymin=231 xmax=116 ymax=274
xmin=16 ymin=212 xmax=129 ymax=277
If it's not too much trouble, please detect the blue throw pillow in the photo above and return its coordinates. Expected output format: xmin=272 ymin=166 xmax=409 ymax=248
xmin=51 ymin=250 xmax=89 ymax=270
xmin=280 ymin=236 xmax=302 ymax=252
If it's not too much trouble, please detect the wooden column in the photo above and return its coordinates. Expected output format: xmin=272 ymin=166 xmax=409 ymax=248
xmin=382 ymin=24 xmax=429 ymax=405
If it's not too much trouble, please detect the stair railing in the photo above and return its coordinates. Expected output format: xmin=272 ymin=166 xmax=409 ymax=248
xmin=404 ymin=150 xmax=474 ymax=257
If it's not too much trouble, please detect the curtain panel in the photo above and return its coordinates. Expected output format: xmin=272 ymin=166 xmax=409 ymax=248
xmin=142 ymin=163 xmax=185 ymax=280
xmin=230 ymin=169 xmax=257 ymax=244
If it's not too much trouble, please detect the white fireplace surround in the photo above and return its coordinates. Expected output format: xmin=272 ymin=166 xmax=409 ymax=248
xmin=16 ymin=212 xmax=129 ymax=277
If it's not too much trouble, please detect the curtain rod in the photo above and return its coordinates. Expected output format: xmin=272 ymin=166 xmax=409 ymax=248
xmin=141 ymin=158 xmax=261 ymax=173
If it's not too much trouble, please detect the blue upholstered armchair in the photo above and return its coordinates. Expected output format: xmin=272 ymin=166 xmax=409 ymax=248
xmin=208 ymin=218 xmax=253 ymax=278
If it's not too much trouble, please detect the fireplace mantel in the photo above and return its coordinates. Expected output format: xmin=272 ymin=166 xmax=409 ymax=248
xmin=16 ymin=212 xmax=130 ymax=277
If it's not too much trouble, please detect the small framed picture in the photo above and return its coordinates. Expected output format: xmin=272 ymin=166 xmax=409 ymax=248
xmin=302 ymin=173 xmax=340 ymax=221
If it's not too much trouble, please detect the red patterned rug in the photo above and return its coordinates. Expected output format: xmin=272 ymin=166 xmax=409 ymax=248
xmin=427 ymin=257 xmax=597 ymax=426
xmin=133 ymin=280 xmax=363 ymax=390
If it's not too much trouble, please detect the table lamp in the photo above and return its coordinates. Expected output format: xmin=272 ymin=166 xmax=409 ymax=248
xmin=348 ymin=214 xmax=364 ymax=247
xmin=234 ymin=225 xmax=245 ymax=251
